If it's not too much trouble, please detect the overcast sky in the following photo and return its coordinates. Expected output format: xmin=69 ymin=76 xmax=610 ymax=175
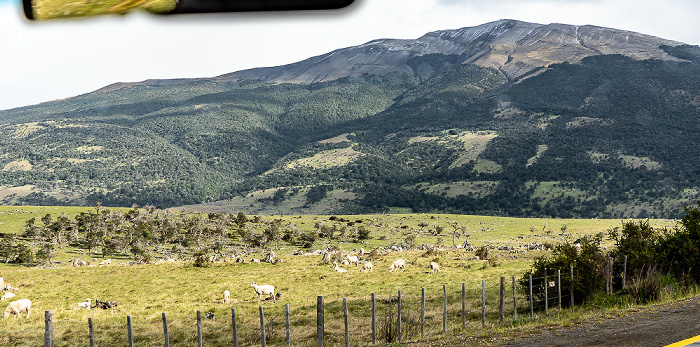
xmin=1 ymin=0 xmax=699 ymax=110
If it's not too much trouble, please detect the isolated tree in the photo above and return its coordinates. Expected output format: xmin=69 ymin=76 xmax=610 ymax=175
xmin=449 ymin=220 xmax=466 ymax=248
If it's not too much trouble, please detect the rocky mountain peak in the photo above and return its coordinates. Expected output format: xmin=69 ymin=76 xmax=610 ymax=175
xmin=219 ymin=19 xmax=682 ymax=84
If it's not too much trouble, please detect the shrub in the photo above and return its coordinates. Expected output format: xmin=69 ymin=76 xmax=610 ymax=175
xmin=519 ymin=234 xmax=606 ymax=307
xmin=627 ymin=265 xmax=663 ymax=303
xmin=357 ymin=226 xmax=371 ymax=240
xmin=193 ymin=251 xmax=210 ymax=267
xmin=475 ymin=246 xmax=489 ymax=260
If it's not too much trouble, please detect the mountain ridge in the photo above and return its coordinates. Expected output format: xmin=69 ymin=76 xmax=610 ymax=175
xmin=0 ymin=20 xmax=699 ymax=218
xmin=86 ymin=19 xmax=683 ymax=95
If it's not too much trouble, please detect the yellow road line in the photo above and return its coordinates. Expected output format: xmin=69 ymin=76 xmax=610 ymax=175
xmin=666 ymin=335 xmax=700 ymax=347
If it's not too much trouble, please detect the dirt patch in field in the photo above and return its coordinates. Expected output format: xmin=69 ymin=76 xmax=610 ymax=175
xmin=3 ymin=160 xmax=32 ymax=171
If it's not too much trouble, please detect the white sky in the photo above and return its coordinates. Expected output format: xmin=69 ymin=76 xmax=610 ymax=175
xmin=1 ymin=0 xmax=699 ymax=110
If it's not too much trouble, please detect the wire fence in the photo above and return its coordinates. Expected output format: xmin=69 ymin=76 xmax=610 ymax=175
xmin=1 ymin=270 xmax=587 ymax=347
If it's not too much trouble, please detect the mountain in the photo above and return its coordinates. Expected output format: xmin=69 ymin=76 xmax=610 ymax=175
xmin=0 ymin=20 xmax=699 ymax=218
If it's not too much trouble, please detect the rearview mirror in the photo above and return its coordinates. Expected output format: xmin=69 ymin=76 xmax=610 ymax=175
xmin=23 ymin=0 xmax=356 ymax=20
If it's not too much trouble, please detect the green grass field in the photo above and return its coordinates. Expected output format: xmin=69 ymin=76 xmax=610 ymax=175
xmin=0 ymin=206 xmax=684 ymax=345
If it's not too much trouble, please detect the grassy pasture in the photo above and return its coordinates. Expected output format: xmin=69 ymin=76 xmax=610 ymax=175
xmin=0 ymin=206 xmax=681 ymax=345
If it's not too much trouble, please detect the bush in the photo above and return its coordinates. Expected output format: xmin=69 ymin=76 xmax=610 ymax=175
xmin=13 ymin=243 xmax=34 ymax=264
xmin=475 ymin=246 xmax=489 ymax=260
xmin=357 ymin=226 xmax=371 ymax=240
xmin=519 ymin=234 xmax=606 ymax=307
xmin=193 ymin=251 xmax=210 ymax=267
xmin=627 ymin=265 xmax=663 ymax=303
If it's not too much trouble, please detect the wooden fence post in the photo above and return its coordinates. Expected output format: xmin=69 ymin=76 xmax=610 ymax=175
xmin=317 ymin=296 xmax=324 ymax=347
xmin=544 ymin=268 xmax=548 ymax=315
xmin=420 ymin=288 xmax=425 ymax=338
xmin=259 ymin=306 xmax=266 ymax=347
xmin=88 ymin=317 xmax=95 ymax=347
xmin=481 ymin=280 xmax=486 ymax=326
xmin=512 ymin=277 xmax=517 ymax=320
xmin=398 ymin=290 xmax=403 ymax=343
xmin=232 ymin=308 xmax=238 ymax=347
xmin=557 ymin=270 xmax=562 ymax=310
xmin=462 ymin=283 xmax=466 ymax=331
xmin=343 ymin=298 xmax=349 ymax=347
xmin=529 ymin=275 xmax=533 ymax=318
xmin=285 ymin=303 xmax=291 ymax=347
xmin=442 ymin=285 xmax=447 ymax=335
xmin=371 ymin=293 xmax=376 ymax=346
xmin=570 ymin=264 xmax=575 ymax=308
xmin=127 ymin=315 xmax=134 ymax=347
xmin=623 ymin=255 xmax=627 ymax=290
xmin=499 ymin=277 xmax=505 ymax=322
xmin=162 ymin=313 xmax=169 ymax=347
xmin=197 ymin=310 xmax=203 ymax=347
xmin=45 ymin=310 xmax=53 ymax=347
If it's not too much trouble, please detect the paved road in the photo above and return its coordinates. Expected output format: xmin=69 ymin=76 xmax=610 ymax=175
xmin=499 ymin=296 xmax=700 ymax=347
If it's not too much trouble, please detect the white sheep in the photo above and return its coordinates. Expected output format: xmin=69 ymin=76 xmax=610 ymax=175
xmin=389 ymin=259 xmax=406 ymax=272
xmin=250 ymin=282 xmax=276 ymax=301
xmin=333 ymin=261 xmax=348 ymax=273
xmin=345 ymin=255 xmax=360 ymax=267
xmin=361 ymin=262 xmax=373 ymax=272
xmin=223 ymin=290 xmax=230 ymax=304
xmin=1 ymin=292 xmax=15 ymax=301
xmin=429 ymin=262 xmax=441 ymax=274
xmin=73 ymin=259 xmax=87 ymax=267
xmin=98 ymin=259 xmax=112 ymax=266
xmin=3 ymin=299 xmax=31 ymax=319
xmin=77 ymin=298 xmax=92 ymax=310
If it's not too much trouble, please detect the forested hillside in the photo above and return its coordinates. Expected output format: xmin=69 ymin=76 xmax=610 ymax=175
xmin=1 ymin=21 xmax=699 ymax=218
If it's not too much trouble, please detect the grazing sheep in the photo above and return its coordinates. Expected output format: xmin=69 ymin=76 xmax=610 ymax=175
xmin=429 ymin=262 xmax=441 ymax=274
xmin=250 ymin=282 xmax=276 ymax=301
xmin=1 ymin=292 xmax=15 ymax=301
xmin=251 ymin=258 xmax=261 ymax=263
xmin=223 ymin=290 xmax=230 ymax=304
xmin=98 ymin=259 xmax=112 ymax=266
xmin=361 ymin=262 xmax=373 ymax=272
xmin=389 ymin=259 xmax=406 ymax=272
xmin=345 ymin=255 xmax=360 ymax=267
xmin=3 ymin=299 xmax=31 ymax=319
xmin=77 ymin=299 xmax=92 ymax=310
xmin=333 ymin=261 xmax=348 ymax=273
xmin=73 ymin=259 xmax=87 ymax=267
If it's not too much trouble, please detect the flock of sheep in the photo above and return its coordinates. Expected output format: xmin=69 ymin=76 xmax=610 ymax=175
xmin=225 ymin=251 xmax=442 ymax=305
xmin=1 ymin=277 xmax=30 ymax=319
